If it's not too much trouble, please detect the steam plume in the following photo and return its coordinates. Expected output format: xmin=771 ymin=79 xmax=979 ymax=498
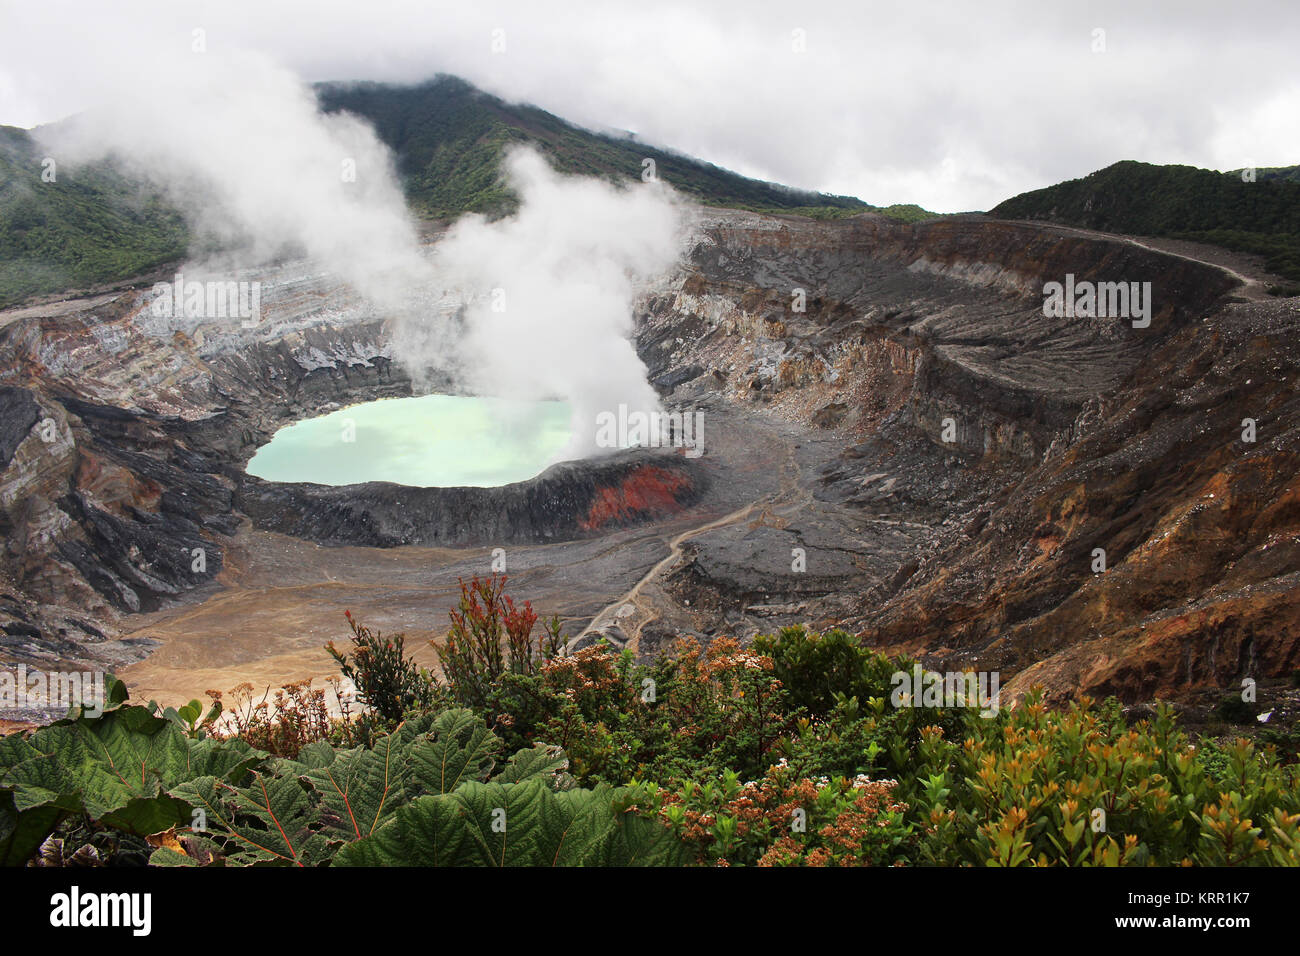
xmin=39 ymin=45 xmax=685 ymax=460
xmin=424 ymin=146 xmax=684 ymax=458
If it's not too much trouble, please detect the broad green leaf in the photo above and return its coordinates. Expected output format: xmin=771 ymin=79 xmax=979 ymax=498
xmin=303 ymin=733 xmax=408 ymax=843
xmin=332 ymin=792 xmax=472 ymax=867
xmin=148 ymin=846 xmax=201 ymax=867
xmin=333 ymin=780 xmax=686 ymax=867
xmin=167 ymin=710 xmax=509 ymax=865
xmin=599 ymin=810 xmax=690 ymax=867
xmin=0 ymin=733 xmax=38 ymax=773
xmin=0 ymin=791 xmax=61 ymax=867
xmin=0 ymin=704 xmax=262 ymax=838
xmin=451 ymin=780 xmax=561 ymax=866
xmin=292 ymin=740 xmax=337 ymax=771
xmin=170 ymin=773 xmax=331 ymax=867
xmin=404 ymin=709 xmax=500 ymax=795
xmin=2 ymin=714 xmax=186 ymax=826
xmin=184 ymin=736 xmax=262 ymax=783
xmin=296 ymin=709 xmax=501 ymax=844
xmin=492 ymin=743 xmax=573 ymax=790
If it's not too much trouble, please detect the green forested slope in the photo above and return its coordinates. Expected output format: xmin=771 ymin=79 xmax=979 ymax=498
xmin=0 ymin=125 xmax=188 ymax=307
xmin=1 ymin=76 xmax=916 ymax=308
xmin=990 ymin=160 xmax=1300 ymax=284
xmin=315 ymin=76 xmax=877 ymax=219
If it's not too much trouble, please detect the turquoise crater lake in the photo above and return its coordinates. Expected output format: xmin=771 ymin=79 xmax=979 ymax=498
xmin=245 ymin=395 xmax=573 ymax=488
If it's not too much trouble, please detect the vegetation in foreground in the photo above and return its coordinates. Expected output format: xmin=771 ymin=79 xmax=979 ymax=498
xmin=2 ymin=574 xmax=1298 ymax=867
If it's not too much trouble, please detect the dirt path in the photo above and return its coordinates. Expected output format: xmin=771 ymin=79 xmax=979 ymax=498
xmin=1122 ymin=237 xmax=1264 ymax=297
xmin=572 ymin=499 xmax=764 ymax=647
xmin=575 ymin=421 xmax=810 ymax=649
xmin=1026 ymin=221 xmax=1274 ymax=301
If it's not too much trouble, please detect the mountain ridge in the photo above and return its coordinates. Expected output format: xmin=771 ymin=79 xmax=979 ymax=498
xmin=989 ymin=159 xmax=1300 ymax=286
xmin=0 ymin=75 xmax=924 ymax=309
xmin=315 ymin=75 xmax=887 ymax=220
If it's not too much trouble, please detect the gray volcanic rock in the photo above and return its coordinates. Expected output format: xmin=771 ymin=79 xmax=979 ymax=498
xmin=1 ymin=207 xmax=1293 ymax=709
xmin=641 ymin=212 xmax=1237 ymax=462
xmin=0 ymin=387 xmax=40 ymax=470
xmin=237 ymin=449 xmax=706 ymax=548
xmin=631 ymin=209 xmax=1298 ymax=701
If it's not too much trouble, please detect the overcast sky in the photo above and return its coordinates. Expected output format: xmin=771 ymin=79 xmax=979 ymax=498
xmin=1 ymin=0 xmax=1297 ymax=212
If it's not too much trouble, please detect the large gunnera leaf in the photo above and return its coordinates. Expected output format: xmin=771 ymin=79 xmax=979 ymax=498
xmin=401 ymin=708 xmax=501 ymax=794
xmin=333 ymin=780 xmax=686 ymax=867
xmin=169 ymin=772 xmax=333 ymax=867
xmin=292 ymin=708 xmax=503 ymax=842
xmin=155 ymin=708 xmax=505 ymax=863
xmin=298 ymin=731 xmax=411 ymax=843
xmin=153 ymin=709 xmax=625 ymax=866
xmin=0 ymin=792 xmax=61 ymax=867
xmin=493 ymin=743 xmax=574 ymax=790
xmin=0 ymin=694 xmax=262 ymax=858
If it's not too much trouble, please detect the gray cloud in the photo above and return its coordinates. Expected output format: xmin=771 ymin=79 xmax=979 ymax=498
xmin=1 ymin=0 xmax=1297 ymax=211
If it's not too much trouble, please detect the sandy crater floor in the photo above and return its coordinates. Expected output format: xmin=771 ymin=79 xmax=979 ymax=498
xmin=118 ymin=400 xmax=819 ymax=706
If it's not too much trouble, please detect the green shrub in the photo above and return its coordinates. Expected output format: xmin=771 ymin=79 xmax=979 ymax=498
xmin=327 ymin=610 xmax=439 ymax=733
xmin=1215 ymin=691 xmax=1259 ymax=725
xmin=645 ymin=763 xmax=912 ymax=866
xmin=753 ymin=626 xmax=897 ymax=718
xmin=899 ymin=693 xmax=1300 ymax=866
xmin=435 ymin=575 xmax=561 ymax=722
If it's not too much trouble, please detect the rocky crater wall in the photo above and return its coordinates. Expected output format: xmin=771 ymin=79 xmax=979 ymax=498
xmin=640 ymin=211 xmax=1238 ymax=463
xmin=632 ymin=209 xmax=1296 ymax=703
xmin=1 ymin=208 xmax=1285 ymax=708
xmin=0 ymin=262 xmax=705 ymax=665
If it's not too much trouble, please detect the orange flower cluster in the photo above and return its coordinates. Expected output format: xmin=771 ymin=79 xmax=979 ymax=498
xmin=660 ymin=761 xmax=909 ymax=867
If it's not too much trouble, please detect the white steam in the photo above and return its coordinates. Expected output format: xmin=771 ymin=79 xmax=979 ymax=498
xmin=37 ymin=45 xmax=685 ymax=461
xmin=42 ymin=47 xmax=428 ymax=310
xmin=427 ymin=146 xmax=684 ymax=459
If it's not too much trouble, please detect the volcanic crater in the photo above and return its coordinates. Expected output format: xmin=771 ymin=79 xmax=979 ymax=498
xmin=2 ymin=208 xmax=1297 ymax=715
